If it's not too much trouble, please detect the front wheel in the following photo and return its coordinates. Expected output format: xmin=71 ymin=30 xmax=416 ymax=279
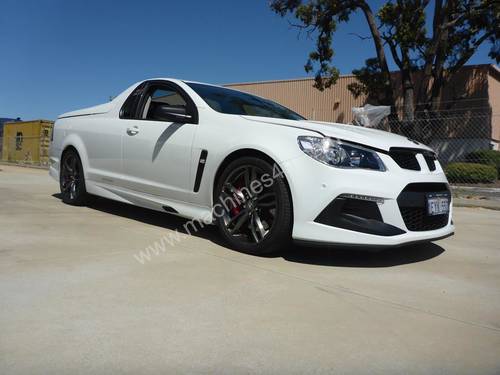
xmin=60 ymin=149 xmax=88 ymax=206
xmin=214 ymin=157 xmax=293 ymax=255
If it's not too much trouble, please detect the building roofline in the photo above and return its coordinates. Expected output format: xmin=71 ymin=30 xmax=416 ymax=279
xmin=224 ymin=76 xmax=341 ymax=86
xmin=224 ymin=64 xmax=498 ymax=87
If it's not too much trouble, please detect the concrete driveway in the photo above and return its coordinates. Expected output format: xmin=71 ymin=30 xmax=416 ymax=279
xmin=1 ymin=164 xmax=499 ymax=374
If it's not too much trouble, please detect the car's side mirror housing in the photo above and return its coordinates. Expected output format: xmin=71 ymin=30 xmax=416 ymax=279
xmin=151 ymin=104 xmax=194 ymax=123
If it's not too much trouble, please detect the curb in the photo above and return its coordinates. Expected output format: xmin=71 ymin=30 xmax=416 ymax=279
xmin=451 ymin=185 xmax=500 ymax=193
xmin=453 ymin=198 xmax=500 ymax=211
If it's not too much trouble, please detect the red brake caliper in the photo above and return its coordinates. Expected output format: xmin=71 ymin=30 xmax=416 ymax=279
xmin=230 ymin=178 xmax=245 ymax=217
xmin=230 ymin=204 xmax=241 ymax=217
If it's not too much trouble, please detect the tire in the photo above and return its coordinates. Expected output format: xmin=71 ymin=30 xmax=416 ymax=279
xmin=60 ymin=149 xmax=88 ymax=206
xmin=214 ymin=156 xmax=293 ymax=255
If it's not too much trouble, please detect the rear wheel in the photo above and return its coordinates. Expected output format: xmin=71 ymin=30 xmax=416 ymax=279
xmin=60 ymin=149 xmax=88 ymax=206
xmin=214 ymin=156 xmax=292 ymax=255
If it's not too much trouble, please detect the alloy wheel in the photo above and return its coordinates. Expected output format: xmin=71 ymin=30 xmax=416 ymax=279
xmin=61 ymin=153 xmax=80 ymax=200
xmin=219 ymin=165 xmax=277 ymax=244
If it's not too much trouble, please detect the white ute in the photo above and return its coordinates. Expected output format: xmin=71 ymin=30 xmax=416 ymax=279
xmin=50 ymin=79 xmax=454 ymax=254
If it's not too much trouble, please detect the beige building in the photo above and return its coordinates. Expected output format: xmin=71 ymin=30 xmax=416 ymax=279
xmin=225 ymin=64 xmax=500 ymax=157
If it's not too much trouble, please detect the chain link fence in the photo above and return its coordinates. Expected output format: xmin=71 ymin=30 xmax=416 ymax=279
xmin=385 ymin=111 xmax=499 ymax=186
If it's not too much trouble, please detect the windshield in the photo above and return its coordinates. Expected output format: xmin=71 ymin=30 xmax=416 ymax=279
xmin=186 ymin=82 xmax=306 ymax=121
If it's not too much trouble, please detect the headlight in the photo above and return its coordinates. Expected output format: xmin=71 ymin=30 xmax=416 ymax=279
xmin=297 ymin=136 xmax=386 ymax=171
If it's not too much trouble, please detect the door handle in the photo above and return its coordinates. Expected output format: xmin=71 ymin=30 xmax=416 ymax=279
xmin=126 ymin=126 xmax=139 ymax=136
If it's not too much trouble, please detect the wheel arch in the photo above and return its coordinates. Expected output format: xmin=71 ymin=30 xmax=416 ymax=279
xmin=211 ymin=148 xmax=294 ymax=220
xmin=60 ymin=134 xmax=89 ymax=177
xmin=61 ymin=144 xmax=78 ymax=158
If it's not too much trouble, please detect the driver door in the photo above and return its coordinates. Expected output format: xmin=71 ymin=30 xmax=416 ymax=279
xmin=121 ymin=81 xmax=198 ymax=202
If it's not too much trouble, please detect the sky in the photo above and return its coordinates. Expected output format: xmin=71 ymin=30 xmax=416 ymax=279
xmin=0 ymin=0 xmax=496 ymax=120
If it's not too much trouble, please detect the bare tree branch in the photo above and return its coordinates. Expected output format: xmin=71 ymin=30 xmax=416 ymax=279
xmin=384 ymin=36 xmax=403 ymax=69
xmin=348 ymin=32 xmax=372 ymax=40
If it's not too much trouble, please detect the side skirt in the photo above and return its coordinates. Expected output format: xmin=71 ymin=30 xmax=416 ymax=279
xmin=85 ymin=179 xmax=214 ymax=222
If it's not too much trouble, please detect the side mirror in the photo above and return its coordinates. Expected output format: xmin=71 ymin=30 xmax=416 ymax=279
xmin=151 ymin=104 xmax=193 ymax=123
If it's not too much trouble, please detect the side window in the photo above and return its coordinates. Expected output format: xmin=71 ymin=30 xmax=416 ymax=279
xmin=142 ymin=87 xmax=188 ymax=121
xmin=120 ymin=83 xmax=145 ymax=119
xmin=120 ymin=81 xmax=198 ymax=123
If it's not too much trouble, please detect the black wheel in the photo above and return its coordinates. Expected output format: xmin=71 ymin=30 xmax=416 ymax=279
xmin=214 ymin=156 xmax=292 ymax=255
xmin=60 ymin=149 xmax=88 ymax=206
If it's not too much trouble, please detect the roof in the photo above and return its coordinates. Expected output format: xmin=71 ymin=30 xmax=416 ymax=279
xmin=3 ymin=119 xmax=53 ymax=126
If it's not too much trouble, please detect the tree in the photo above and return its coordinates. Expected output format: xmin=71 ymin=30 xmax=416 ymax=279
xmin=270 ymin=0 xmax=499 ymax=126
xmin=347 ymin=58 xmax=392 ymax=106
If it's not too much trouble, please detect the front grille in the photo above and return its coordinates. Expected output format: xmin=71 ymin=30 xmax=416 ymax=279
xmin=400 ymin=207 xmax=448 ymax=231
xmin=397 ymin=183 xmax=450 ymax=231
xmin=389 ymin=148 xmax=438 ymax=172
xmin=389 ymin=149 xmax=420 ymax=170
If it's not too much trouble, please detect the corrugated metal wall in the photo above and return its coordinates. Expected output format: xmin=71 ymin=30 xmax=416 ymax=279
xmin=225 ymin=76 xmax=367 ymax=123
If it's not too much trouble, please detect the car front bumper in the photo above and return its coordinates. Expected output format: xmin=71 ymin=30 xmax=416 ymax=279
xmin=49 ymin=156 xmax=60 ymax=182
xmin=282 ymin=152 xmax=455 ymax=248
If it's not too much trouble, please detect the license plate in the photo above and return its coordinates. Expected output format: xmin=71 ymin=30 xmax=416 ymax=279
xmin=426 ymin=193 xmax=449 ymax=216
